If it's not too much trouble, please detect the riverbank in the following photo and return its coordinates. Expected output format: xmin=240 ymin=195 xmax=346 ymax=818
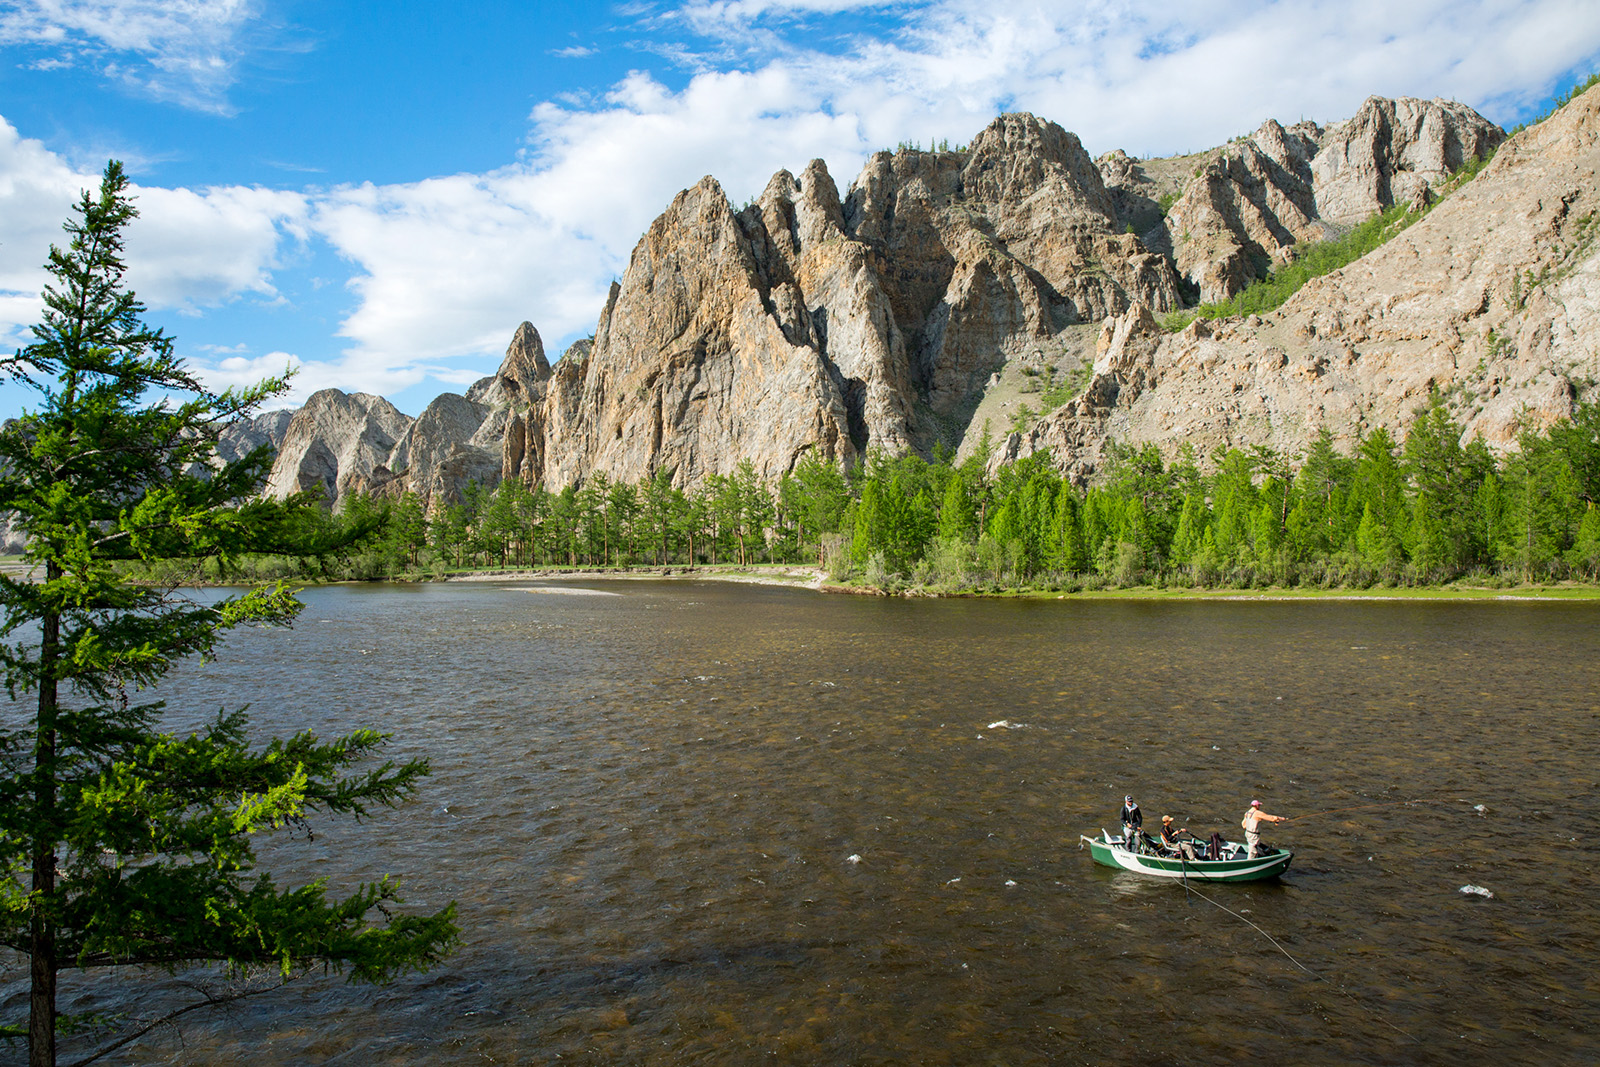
xmin=16 ymin=554 xmax=1598 ymax=599
xmin=441 ymin=564 xmax=1600 ymax=600
xmin=441 ymin=564 xmax=829 ymax=590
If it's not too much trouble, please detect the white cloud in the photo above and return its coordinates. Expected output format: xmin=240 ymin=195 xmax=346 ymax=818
xmin=195 ymin=349 xmax=418 ymax=409
xmin=0 ymin=117 xmax=308 ymax=352
xmin=0 ymin=119 xmax=98 ymax=352
xmin=0 ymin=0 xmax=262 ymax=113
xmin=204 ymin=349 xmax=300 ymax=393
xmin=124 ymin=182 xmax=307 ymax=309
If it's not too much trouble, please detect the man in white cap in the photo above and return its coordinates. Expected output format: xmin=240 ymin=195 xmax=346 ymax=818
xmin=1240 ymin=799 xmax=1286 ymax=858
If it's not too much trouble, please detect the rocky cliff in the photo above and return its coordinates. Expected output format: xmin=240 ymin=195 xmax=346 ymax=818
xmin=1104 ymin=96 xmax=1504 ymax=303
xmin=1008 ymin=84 xmax=1600 ymax=481
xmin=433 ymin=111 xmax=1197 ymax=500
xmin=258 ymin=89 xmax=1595 ymax=511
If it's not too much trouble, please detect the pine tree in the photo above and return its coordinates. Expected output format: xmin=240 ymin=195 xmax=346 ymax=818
xmin=1497 ymin=434 xmax=1579 ymax=580
xmin=1409 ymin=489 xmax=1449 ymax=582
xmin=1063 ymin=489 xmax=1089 ymax=573
xmin=1169 ymin=490 xmax=1209 ymax=566
xmin=1570 ymin=503 xmax=1600 ymax=578
xmin=937 ymin=474 xmax=976 ymax=543
xmin=388 ymin=491 xmax=429 ymax=570
xmin=0 ymin=163 xmax=457 ymax=1066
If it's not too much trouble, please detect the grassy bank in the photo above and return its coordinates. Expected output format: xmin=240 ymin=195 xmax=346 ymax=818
xmin=831 ymin=577 xmax=1600 ymax=601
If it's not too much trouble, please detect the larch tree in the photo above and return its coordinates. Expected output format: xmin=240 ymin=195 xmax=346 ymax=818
xmin=0 ymin=163 xmax=458 ymax=1067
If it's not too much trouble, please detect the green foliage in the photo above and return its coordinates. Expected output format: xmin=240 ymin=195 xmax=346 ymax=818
xmin=1486 ymin=329 xmax=1516 ymax=360
xmin=1192 ymin=201 xmax=1419 ymax=321
xmin=1007 ymin=403 xmax=1038 ymax=434
xmin=1040 ymin=361 xmax=1094 ymax=409
xmin=0 ymin=163 xmax=456 ymax=1065
xmin=241 ymin=394 xmax=1600 ymax=596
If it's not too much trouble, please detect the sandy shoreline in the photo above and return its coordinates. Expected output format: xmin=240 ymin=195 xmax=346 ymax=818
xmin=441 ymin=565 xmax=829 ymax=591
xmin=439 ymin=567 xmax=1600 ymax=601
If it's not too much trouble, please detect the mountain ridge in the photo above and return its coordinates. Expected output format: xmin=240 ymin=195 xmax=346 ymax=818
xmin=256 ymin=88 xmax=1600 ymax=514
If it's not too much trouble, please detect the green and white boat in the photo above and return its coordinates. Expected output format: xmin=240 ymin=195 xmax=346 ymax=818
xmin=1080 ymin=829 xmax=1293 ymax=883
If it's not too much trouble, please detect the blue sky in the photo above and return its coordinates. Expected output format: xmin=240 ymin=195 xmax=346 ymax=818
xmin=2 ymin=0 xmax=1599 ymax=420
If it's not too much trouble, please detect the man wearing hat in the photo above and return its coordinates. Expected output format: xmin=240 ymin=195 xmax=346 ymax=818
xmin=1240 ymin=799 xmax=1286 ymax=858
xmin=1159 ymin=815 xmax=1198 ymax=860
xmin=1120 ymin=795 xmax=1143 ymax=849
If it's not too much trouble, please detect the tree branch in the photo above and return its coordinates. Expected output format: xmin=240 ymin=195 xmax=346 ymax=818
xmin=64 ymin=968 xmax=311 ymax=1067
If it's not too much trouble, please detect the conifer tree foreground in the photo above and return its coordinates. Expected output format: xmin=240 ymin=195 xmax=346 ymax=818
xmin=0 ymin=163 xmax=457 ymax=1066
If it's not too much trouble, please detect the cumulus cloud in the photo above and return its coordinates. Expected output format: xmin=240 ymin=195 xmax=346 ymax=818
xmin=125 ymin=183 xmax=307 ymax=310
xmin=0 ymin=118 xmax=307 ymax=352
xmin=0 ymin=118 xmax=95 ymax=297
xmin=0 ymin=120 xmax=99 ymax=353
xmin=0 ymin=0 xmax=264 ymax=113
xmin=195 ymin=348 xmax=434 ymax=410
xmin=203 ymin=349 xmax=300 ymax=392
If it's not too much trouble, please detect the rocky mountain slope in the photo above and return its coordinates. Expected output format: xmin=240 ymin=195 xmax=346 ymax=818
xmin=1010 ymin=84 xmax=1600 ymax=481
xmin=1106 ymin=97 xmax=1503 ymax=303
xmin=259 ymin=88 xmax=1600 ymax=512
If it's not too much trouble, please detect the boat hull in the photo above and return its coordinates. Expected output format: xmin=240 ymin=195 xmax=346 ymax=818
xmin=1082 ymin=833 xmax=1292 ymax=882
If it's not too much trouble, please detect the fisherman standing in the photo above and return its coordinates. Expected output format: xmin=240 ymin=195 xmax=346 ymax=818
xmin=1241 ymin=799 xmax=1286 ymax=858
xmin=1120 ymin=795 xmax=1143 ymax=849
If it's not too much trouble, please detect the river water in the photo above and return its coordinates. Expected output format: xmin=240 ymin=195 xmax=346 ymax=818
xmin=9 ymin=581 xmax=1599 ymax=1065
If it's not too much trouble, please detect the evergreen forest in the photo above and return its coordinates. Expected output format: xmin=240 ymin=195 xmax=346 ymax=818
xmin=157 ymin=398 xmax=1600 ymax=593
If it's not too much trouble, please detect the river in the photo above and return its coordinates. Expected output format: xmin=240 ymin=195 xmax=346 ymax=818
xmin=11 ymin=581 xmax=1599 ymax=1065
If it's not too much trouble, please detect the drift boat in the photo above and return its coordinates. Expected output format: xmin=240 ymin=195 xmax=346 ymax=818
xmin=1080 ymin=829 xmax=1293 ymax=882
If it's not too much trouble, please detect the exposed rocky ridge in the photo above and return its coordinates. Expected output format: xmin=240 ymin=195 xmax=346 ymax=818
xmin=260 ymin=325 xmax=561 ymax=512
xmin=458 ymin=111 xmax=1193 ymax=498
xmin=216 ymin=409 xmax=294 ymax=466
xmin=1006 ymin=83 xmax=1600 ymax=483
xmin=254 ymin=90 xmax=1591 ymax=513
xmin=466 ymin=320 xmax=550 ymax=408
xmin=262 ymin=389 xmax=412 ymax=504
xmin=1104 ymin=97 xmax=1505 ymax=303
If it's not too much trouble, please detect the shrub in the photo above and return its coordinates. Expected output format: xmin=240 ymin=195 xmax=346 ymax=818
xmin=929 ymin=537 xmax=976 ymax=589
xmin=864 ymin=550 xmax=899 ymax=590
